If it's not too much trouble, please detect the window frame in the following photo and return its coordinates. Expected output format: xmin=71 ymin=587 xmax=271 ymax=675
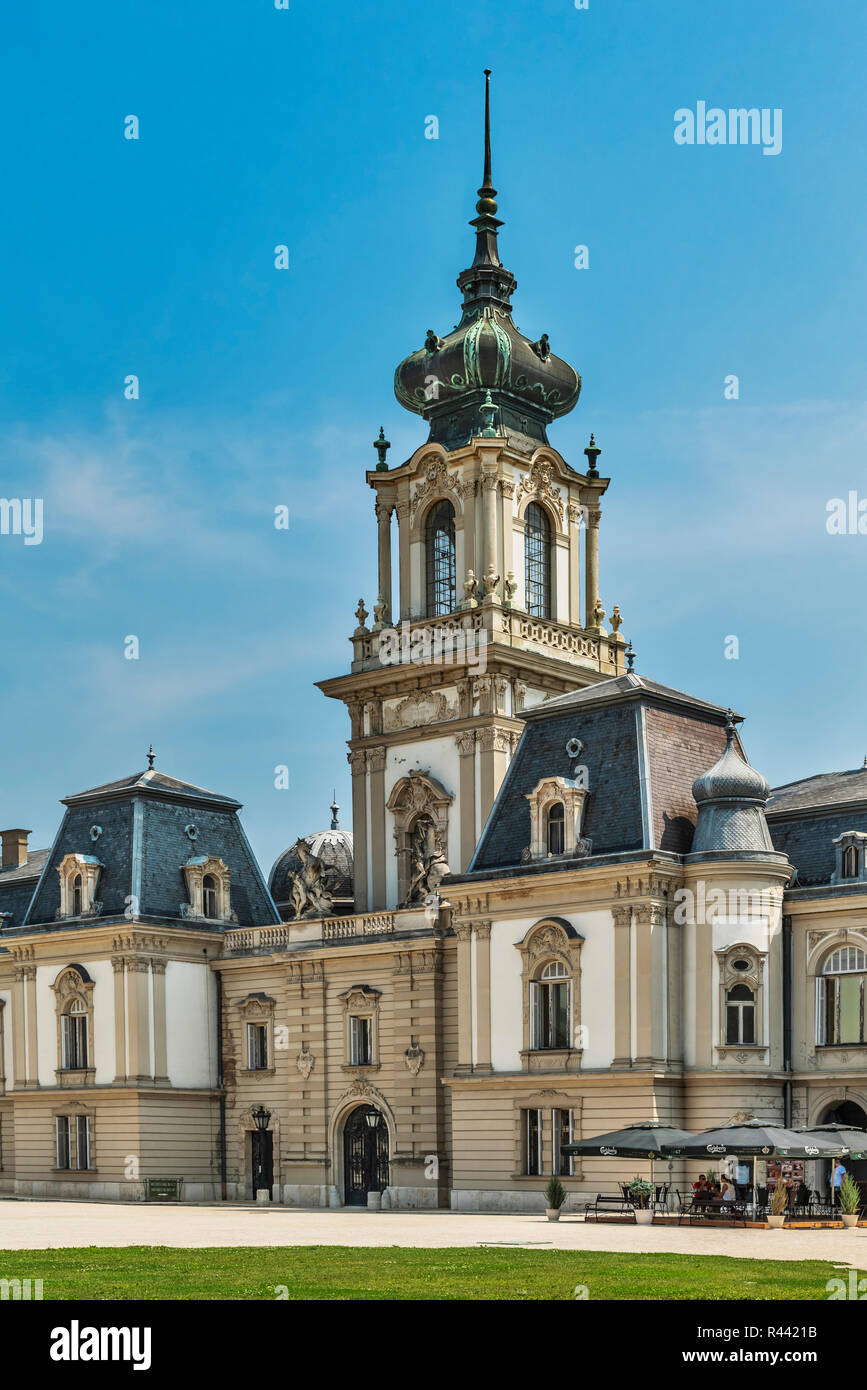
xmin=424 ymin=498 xmax=457 ymax=618
xmin=524 ymin=500 xmax=552 ymax=619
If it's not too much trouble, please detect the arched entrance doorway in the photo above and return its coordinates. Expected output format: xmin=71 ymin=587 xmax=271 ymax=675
xmin=343 ymin=1105 xmax=389 ymax=1206
xmin=820 ymin=1100 xmax=867 ymax=1191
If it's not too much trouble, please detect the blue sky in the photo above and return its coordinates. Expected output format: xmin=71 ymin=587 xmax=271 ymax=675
xmin=1 ymin=0 xmax=865 ymax=875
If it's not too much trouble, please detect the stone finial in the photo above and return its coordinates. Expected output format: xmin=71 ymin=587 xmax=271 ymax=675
xmin=584 ymin=432 xmax=601 ymax=477
xmin=353 ymin=598 xmax=370 ymax=636
xmin=481 ymin=562 xmax=501 ymax=601
xmin=372 ymin=427 xmax=391 ymax=471
xmin=372 ymin=595 xmax=391 ymax=631
xmin=503 ymin=570 xmax=517 ymax=606
xmin=479 ymin=390 xmax=499 ymax=438
xmin=461 ymin=570 xmax=479 ymax=609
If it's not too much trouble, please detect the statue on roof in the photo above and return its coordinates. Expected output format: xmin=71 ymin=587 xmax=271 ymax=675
xmin=287 ymin=839 xmax=334 ymax=919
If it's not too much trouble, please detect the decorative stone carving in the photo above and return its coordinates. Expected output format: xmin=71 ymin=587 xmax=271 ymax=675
xmin=296 ymin=1046 xmax=315 ymax=1080
xmin=409 ymin=456 xmax=464 ymax=520
xmin=480 ymin=563 xmax=500 ymax=600
xmin=383 ymin=690 xmax=456 ymax=731
xmin=285 ymin=840 xmax=334 ymax=920
xmin=406 ymin=817 xmax=450 ymax=904
xmin=461 ymin=570 xmax=479 ymax=609
xmin=353 ymin=599 xmax=369 ymax=636
xmin=404 ymin=1044 xmax=425 ymax=1076
xmin=516 ymin=459 xmax=564 ymax=525
xmin=387 ymin=770 xmax=454 ymax=907
xmin=503 ymin=571 xmax=517 ymax=606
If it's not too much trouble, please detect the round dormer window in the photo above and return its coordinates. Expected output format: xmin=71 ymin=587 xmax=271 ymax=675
xmin=732 ymin=959 xmax=751 ymax=972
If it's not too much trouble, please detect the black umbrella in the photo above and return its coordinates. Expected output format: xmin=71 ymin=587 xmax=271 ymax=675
xmin=802 ymin=1125 xmax=867 ymax=1206
xmin=672 ymin=1121 xmax=846 ymax=1210
xmin=562 ymin=1122 xmax=694 ymax=1158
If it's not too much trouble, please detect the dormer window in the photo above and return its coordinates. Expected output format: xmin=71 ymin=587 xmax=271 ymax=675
xmin=56 ymin=855 xmax=103 ymax=919
xmin=181 ymin=856 xmax=235 ymax=922
xmin=546 ymin=802 xmax=565 ymax=856
xmin=831 ymin=831 xmax=867 ymax=885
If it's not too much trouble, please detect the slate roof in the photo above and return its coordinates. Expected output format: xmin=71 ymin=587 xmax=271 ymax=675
xmin=63 ymin=769 xmax=241 ymax=809
xmin=470 ymin=673 xmax=736 ymax=872
xmin=766 ymin=768 xmax=867 ymax=817
xmin=0 ymin=767 xmax=277 ymax=931
xmin=766 ymin=767 xmax=867 ymax=886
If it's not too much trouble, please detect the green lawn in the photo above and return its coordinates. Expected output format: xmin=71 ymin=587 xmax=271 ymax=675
xmin=0 ymin=1246 xmax=855 ymax=1300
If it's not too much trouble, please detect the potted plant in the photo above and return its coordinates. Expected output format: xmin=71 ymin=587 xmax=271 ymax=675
xmin=627 ymin=1178 xmax=656 ymax=1225
xmin=767 ymin=1181 xmax=789 ymax=1229
xmin=838 ymin=1174 xmax=861 ymax=1229
xmin=544 ymin=1175 xmax=567 ymax=1221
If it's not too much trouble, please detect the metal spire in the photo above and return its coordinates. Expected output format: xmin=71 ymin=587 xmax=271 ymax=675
xmin=468 ymin=69 xmax=504 ymax=270
xmin=147 ymin=744 xmax=156 ymax=769
xmin=330 ymin=791 xmax=339 ymax=830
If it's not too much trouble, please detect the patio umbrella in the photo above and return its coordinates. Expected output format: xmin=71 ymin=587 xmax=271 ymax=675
xmin=671 ymin=1121 xmax=847 ymax=1211
xmin=802 ymin=1125 xmax=867 ymax=1206
xmin=561 ymin=1123 xmax=695 ymax=1207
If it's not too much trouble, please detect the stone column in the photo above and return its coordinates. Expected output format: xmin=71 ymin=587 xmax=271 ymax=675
xmin=481 ymin=469 xmax=499 ymax=586
xmin=478 ymin=727 xmax=514 ymax=827
xmin=473 ymin=922 xmax=492 ymax=1073
xmin=112 ymin=956 xmax=127 ymax=1082
xmin=126 ymin=957 xmax=152 ymax=1083
xmin=375 ymin=500 xmax=394 ymax=622
xmin=584 ymin=507 xmax=601 ymax=631
xmin=11 ymin=967 xmax=26 ymax=1087
xmin=612 ymin=905 xmax=632 ymax=1068
xmin=455 ymin=731 xmax=477 ymax=871
xmin=454 ymin=923 xmax=473 ymax=1073
xmin=634 ymin=904 xmax=666 ymax=1066
xmin=348 ymin=749 xmax=369 ymax=913
xmin=568 ymin=502 xmax=582 ymax=627
xmin=396 ymin=500 xmax=411 ymax=620
xmin=24 ymin=966 xmax=38 ymax=1086
xmin=151 ymin=959 xmax=169 ymax=1084
xmin=367 ymin=745 xmax=387 ymax=911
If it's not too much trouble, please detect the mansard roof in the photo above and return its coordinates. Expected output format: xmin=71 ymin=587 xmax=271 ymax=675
xmin=468 ymin=672 xmax=739 ymax=873
xmin=766 ymin=767 xmax=867 ymax=817
xmin=0 ymin=766 xmax=277 ymax=931
xmin=63 ymin=768 xmax=241 ymax=810
xmin=766 ymin=767 xmax=867 ymax=887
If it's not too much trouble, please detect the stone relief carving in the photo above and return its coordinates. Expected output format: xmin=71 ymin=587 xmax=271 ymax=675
xmin=406 ymin=817 xmax=450 ymax=905
xmin=383 ymin=689 xmax=456 ymax=731
xmin=516 ymin=459 xmax=564 ymax=525
xmin=286 ymin=840 xmax=334 ymax=920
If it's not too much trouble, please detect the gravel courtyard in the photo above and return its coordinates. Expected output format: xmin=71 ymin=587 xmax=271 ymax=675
xmin=0 ymin=1200 xmax=865 ymax=1264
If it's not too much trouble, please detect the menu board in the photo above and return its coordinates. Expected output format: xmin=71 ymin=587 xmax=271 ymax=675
xmin=766 ymin=1160 xmax=804 ymax=1187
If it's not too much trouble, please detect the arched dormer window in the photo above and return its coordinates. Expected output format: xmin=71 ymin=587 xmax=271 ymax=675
xmin=425 ymin=499 xmax=456 ymax=617
xmin=817 ymin=945 xmax=867 ymax=1046
xmin=525 ymin=501 xmax=551 ymax=618
xmin=843 ymin=845 xmax=859 ymax=879
xmin=202 ymin=874 xmax=218 ymax=919
xmin=546 ymin=801 xmax=565 ymax=856
xmin=72 ymin=874 xmax=82 ymax=917
xmin=56 ymin=854 xmax=103 ymax=920
xmin=725 ymin=983 xmax=755 ymax=1045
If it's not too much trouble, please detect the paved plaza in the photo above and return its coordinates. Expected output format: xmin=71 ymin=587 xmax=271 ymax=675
xmin=0 ymin=1200 xmax=865 ymax=1264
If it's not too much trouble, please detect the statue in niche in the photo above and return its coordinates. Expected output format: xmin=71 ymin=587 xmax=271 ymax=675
xmin=288 ymin=840 xmax=334 ymax=919
xmin=406 ymin=816 xmax=450 ymax=904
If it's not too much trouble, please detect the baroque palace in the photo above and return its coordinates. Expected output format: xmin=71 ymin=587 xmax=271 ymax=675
xmin=1 ymin=79 xmax=866 ymax=1210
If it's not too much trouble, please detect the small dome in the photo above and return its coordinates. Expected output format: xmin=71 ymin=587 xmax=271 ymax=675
xmin=269 ymin=802 xmax=354 ymax=909
xmin=693 ymin=721 xmax=770 ymax=805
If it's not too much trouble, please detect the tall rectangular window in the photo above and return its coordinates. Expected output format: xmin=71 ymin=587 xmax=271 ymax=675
xmin=247 ymin=1023 xmax=268 ymax=1070
xmin=349 ymin=1016 xmax=372 ymax=1066
xmin=56 ymin=1116 xmax=71 ymax=1170
xmin=75 ymin=1115 xmax=91 ymax=1171
xmin=523 ymin=1108 xmax=543 ymax=1177
xmin=553 ymin=1109 xmax=573 ymax=1176
xmin=530 ymin=968 xmax=571 ymax=1049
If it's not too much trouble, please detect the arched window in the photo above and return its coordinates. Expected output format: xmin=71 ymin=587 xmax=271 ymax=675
xmin=546 ymin=801 xmax=565 ymax=856
xmin=725 ymin=983 xmax=755 ymax=1045
xmin=202 ymin=874 xmax=218 ymax=919
xmin=843 ymin=844 xmax=859 ymax=879
xmin=530 ymin=960 xmax=571 ymax=1049
xmin=71 ymin=874 xmax=82 ymax=917
xmin=425 ymin=500 xmax=456 ymax=617
xmin=61 ymin=997 xmax=89 ymax=1069
xmin=525 ymin=501 xmax=552 ymax=618
xmin=818 ymin=946 xmax=867 ymax=1045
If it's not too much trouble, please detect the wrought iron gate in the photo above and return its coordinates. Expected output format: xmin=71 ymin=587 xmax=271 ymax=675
xmin=343 ymin=1105 xmax=389 ymax=1205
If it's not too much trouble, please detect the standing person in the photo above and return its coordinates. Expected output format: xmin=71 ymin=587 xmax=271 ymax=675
xmin=832 ymin=1161 xmax=847 ymax=1202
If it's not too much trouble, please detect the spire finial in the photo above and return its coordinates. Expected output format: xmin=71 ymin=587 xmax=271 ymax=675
xmin=372 ymin=425 xmax=391 ymax=471
xmin=330 ymin=791 xmax=339 ymax=830
xmin=625 ymin=642 xmax=636 ymax=673
xmin=477 ymin=69 xmax=495 ymax=217
xmin=724 ymin=709 xmax=737 ymax=746
xmin=147 ymin=744 xmax=155 ymax=769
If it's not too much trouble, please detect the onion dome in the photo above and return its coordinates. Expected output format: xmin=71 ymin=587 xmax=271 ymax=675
xmin=393 ymin=72 xmax=581 ymax=453
xmin=269 ymin=799 xmax=354 ymax=915
xmin=690 ymin=714 xmax=775 ymax=856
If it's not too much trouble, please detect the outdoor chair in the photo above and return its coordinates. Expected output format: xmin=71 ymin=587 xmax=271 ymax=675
xmin=584 ymin=1194 xmax=635 ymax=1222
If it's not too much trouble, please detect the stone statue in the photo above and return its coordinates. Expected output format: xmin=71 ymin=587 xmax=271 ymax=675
xmin=372 ymin=595 xmax=391 ymax=630
xmin=288 ymin=839 xmax=334 ymax=919
xmin=406 ymin=818 xmax=450 ymax=904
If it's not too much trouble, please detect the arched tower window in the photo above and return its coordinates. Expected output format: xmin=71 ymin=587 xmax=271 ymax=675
xmin=525 ymin=501 xmax=551 ymax=618
xmin=546 ymin=801 xmax=565 ymax=856
xmin=425 ymin=499 xmax=456 ymax=617
xmin=725 ymin=982 xmax=755 ymax=1045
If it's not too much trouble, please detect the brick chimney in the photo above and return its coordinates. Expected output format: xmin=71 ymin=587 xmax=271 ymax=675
xmin=1 ymin=829 xmax=31 ymax=868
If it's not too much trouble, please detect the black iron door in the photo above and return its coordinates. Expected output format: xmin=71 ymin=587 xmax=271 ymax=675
xmin=343 ymin=1105 xmax=389 ymax=1205
xmin=251 ymin=1130 xmax=274 ymax=1195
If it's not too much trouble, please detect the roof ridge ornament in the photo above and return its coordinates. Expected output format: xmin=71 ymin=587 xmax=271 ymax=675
xmin=147 ymin=744 xmax=155 ymax=770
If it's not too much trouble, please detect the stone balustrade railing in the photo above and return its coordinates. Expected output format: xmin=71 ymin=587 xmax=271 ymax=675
xmin=223 ymin=910 xmax=399 ymax=954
